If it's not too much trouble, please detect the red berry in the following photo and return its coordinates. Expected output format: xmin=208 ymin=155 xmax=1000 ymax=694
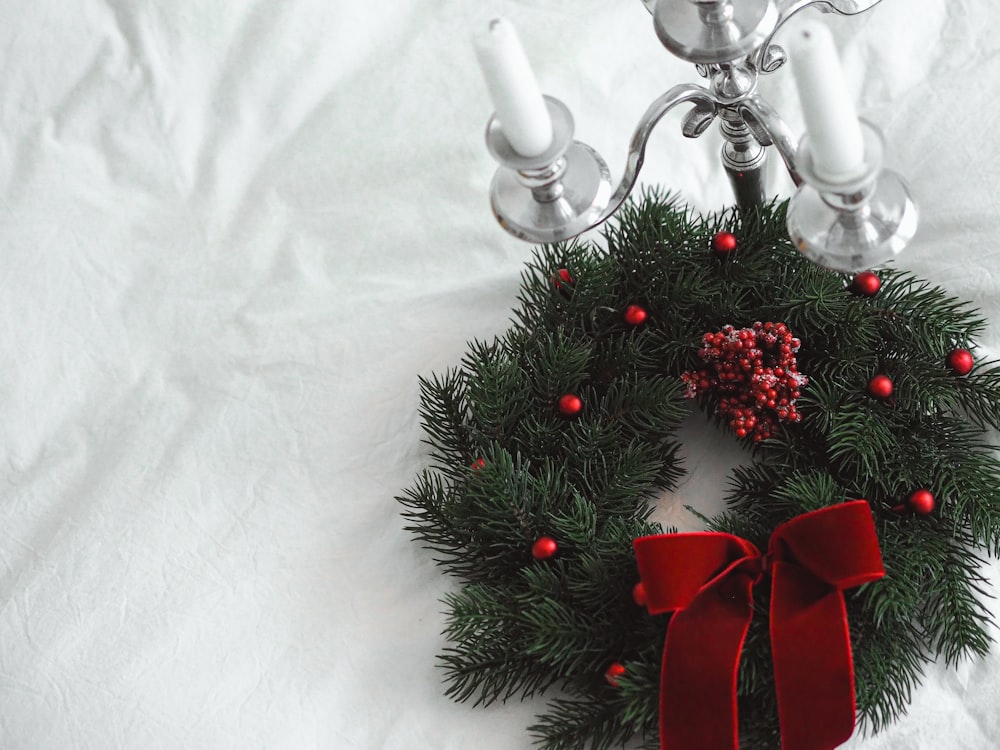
xmin=604 ymin=662 xmax=626 ymax=687
xmin=632 ymin=582 xmax=647 ymax=607
xmin=623 ymin=304 xmax=648 ymax=326
xmin=868 ymin=374 xmax=893 ymax=400
xmin=557 ymin=393 xmax=583 ymax=417
xmin=712 ymin=232 xmax=738 ymax=254
xmin=471 ymin=457 xmax=486 ymax=471
xmin=946 ymin=348 xmax=974 ymax=376
xmin=532 ymin=536 xmax=558 ymax=560
xmin=907 ymin=489 xmax=935 ymax=515
xmin=552 ymin=268 xmax=573 ymax=289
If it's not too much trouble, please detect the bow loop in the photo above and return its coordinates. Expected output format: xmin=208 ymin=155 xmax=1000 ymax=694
xmin=769 ymin=501 xmax=885 ymax=588
xmin=635 ymin=532 xmax=759 ymax=615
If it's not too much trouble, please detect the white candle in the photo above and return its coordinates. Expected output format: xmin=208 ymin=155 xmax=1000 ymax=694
xmin=789 ymin=20 xmax=866 ymax=183
xmin=474 ymin=18 xmax=553 ymax=158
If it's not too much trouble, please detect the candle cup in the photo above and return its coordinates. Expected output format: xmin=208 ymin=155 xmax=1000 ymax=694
xmin=486 ymin=96 xmax=612 ymax=244
xmin=653 ymin=0 xmax=779 ymax=64
xmin=786 ymin=120 xmax=917 ymax=272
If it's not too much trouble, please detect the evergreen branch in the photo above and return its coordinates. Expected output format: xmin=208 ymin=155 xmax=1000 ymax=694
xmin=417 ymin=370 xmax=473 ymax=470
xmin=441 ymin=584 xmax=559 ymax=706
xmin=463 ymin=338 xmax=535 ymax=443
xmin=911 ymin=529 xmax=994 ymax=664
xmin=397 ymin=471 xmax=468 ymax=570
xmin=530 ymin=694 xmax=633 ymax=750
xmin=573 ymin=441 xmax=681 ymax=515
xmin=851 ymin=615 xmax=930 ymax=733
xmin=615 ymin=652 xmax=660 ymax=736
xmin=521 ymin=329 xmax=595 ymax=402
xmin=956 ymin=360 xmax=1000 ymax=430
xmin=826 ymin=403 xmax=902 ymax=482
xmin=872 ymin=271 xmax=987 ymax=349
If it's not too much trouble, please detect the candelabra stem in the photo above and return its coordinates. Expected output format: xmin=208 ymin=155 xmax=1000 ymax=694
xmin=720 ymin=109 xmax=769 ymax=210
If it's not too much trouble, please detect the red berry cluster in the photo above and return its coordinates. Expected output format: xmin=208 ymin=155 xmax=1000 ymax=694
xmin=681 ymin=322 xmax=808 ymax=442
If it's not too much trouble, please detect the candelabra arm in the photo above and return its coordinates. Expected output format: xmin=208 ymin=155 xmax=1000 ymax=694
xmin=754 ymin=0 xmax=885 ymax=73
xmin=794 ymin=0 xmax=884 ymax=13
xmin=596 ymin=82 xmax=717 ymax=226
xmin=738 ymin=94 xmax=802 ymax=186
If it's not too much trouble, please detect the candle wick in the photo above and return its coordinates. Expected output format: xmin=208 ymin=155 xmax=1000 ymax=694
xmin=488 ymin=18 xmax=501 ymax=31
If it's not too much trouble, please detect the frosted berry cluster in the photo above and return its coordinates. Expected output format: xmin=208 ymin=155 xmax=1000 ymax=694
xmin=681 ymin=322 xmax=808 ymax=442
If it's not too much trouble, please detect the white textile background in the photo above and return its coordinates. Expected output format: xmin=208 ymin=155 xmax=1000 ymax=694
xmin=1 ymin=1 xmax=999 ymax=748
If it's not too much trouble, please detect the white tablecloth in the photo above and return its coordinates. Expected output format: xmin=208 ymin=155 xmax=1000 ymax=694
xmin=2 ymin=1 xmax=998 ymax=747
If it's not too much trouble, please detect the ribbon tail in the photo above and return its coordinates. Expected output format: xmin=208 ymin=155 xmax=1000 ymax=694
xmin=659 ymin=572 xmax=755 ymax=750
xmin=771 ymin=561 xmax=857 ymax=750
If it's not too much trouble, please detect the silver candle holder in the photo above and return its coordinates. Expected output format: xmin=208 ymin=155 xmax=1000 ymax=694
xmin=482 ymin=0 xmax=917 ymax=273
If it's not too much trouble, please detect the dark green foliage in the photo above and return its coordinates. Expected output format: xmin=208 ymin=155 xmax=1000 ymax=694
xmin=397 ymin=191 xmax=1000 ymax=749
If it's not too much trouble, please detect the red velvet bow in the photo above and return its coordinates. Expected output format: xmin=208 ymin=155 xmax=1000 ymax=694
xmin=633 ymin=500 xmax=885 ymax=750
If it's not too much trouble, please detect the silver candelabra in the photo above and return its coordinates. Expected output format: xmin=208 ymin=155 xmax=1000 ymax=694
xmin=481 ymin=0 xmax=917 ymax=273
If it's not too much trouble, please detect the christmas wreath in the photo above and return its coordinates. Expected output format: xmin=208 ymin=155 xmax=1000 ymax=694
xmin=398 ymin=191 xmax=1000 ymax=750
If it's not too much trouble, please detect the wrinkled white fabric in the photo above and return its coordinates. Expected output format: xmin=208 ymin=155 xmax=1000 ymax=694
xmin=0 ymin=1 xmax=998 ymax=748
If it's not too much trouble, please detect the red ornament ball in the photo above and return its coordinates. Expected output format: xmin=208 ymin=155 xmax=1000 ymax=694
xmin=867 ymin=374 xmax=894 ymax=400
xmin=623 ymin=304 xmax=648 ymax=326
xmin=604 ymin=662 xmax=626 ymax=687
xmin=946 ymin=348 xmax=974 ymax=376
xmin=531 ymin=536 xmax=558 ymax=560
xmin=907 ymin=489 xmax=936 ymax=515
xmin=851 ymin=271 xmax=882 ymax=297
xmin=552 ymin=268 xmax=574 ymax=289
xmin=557 ymin=393 xmax=583 ymax=417
xmin=712 ymin=231 xmax=738 ymax=254
xmin=631 ymin=581 xmax=647 ymax=607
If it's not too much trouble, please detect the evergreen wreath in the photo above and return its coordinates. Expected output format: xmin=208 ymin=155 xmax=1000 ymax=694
xmin=398 ymin=191 xmax=1000 ymax=749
